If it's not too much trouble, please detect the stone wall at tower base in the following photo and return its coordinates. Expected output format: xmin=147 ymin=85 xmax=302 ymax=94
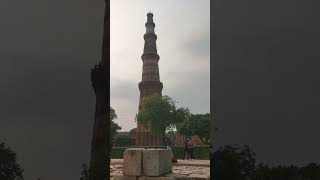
xmin=143 ymin=148 xmax=172 ymax=176
xmin=113 ymin=148 xmax=210 ymax=180
xmin=135 ymin=124 xmax=163 ymax=146
xmin=123 ymin=148 xmax=144 ymax=176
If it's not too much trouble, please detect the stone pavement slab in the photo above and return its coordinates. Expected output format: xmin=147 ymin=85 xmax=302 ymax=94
xmin=114 ymin=176 xmax=138 ymax=180
xmin=138 ymin=176 xmax=175 ymax=180
xmin=110 ymin=163 xmax=210 ymax=180
xmin=110 ymin=158 xmax=210 ymax=180
xmin=111 ymin=159 xmax=124 ymax=164
xmin=173 ymin=160 xmax=210 ymax=167
xmin=111 ymin=159 xmax=210 ymax=167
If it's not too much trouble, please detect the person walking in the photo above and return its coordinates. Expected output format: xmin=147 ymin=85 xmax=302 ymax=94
xmin=164 ymin=135 xmax=174 ymax=162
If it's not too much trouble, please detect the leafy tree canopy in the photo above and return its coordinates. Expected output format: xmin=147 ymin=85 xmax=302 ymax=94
xmin=110 ymin=107 xmax=121 ymax=146
xmin=213 ymin=144 xmax=256 ymax=180
xmin=177 ymin=113 xmax=210 ymax=144
xmin=212 ymin=144 xmax=320 ymax=180
xmin=0 ymin=142 xmax=24 ymax=180
xmin=80 ymin=163 xmax=89 ymax=180
xmin=136 ymin=95 xmax=189 ymax=135
xmin=114 ymin=132 xmax=133 ymax=147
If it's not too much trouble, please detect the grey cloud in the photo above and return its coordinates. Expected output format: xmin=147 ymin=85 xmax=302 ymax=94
xmin=163 ymin=70 xmax=210 ymax=114
xmin=0 ymin=1 xmax=104 ymax=180
xmin=0 ymin=0 xmax=210 ymax=180
xmin=214 ymin=0 xmax=320 ymax=166
xmin=179 ymin=29 xmax=210 ymax=59
xmin=1 ymin=116 xmax=92 ymax=180
xmin=111 ymin=78 xmax=139 ymax=100
xmin=0 ymin=55 xmax=95 ymax=120
xmin=0 ymin=53 xmax=96 ymax=180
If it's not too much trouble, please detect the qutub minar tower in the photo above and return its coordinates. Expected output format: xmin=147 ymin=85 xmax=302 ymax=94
xmin=89 ymin=0 xmax=109 ymax=179
xmin=135 ymin=12 xmax=163 ymax=146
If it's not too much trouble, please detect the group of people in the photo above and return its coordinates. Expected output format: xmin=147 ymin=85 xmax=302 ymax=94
xmin=164 ymin=135 xmax=195 ymax=161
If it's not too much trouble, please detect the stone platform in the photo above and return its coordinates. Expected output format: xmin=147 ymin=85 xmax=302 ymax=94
xmin=111 ymin=159 xmax=210 ymax=180
xmin=111 ymin=159 xmax=210 ymax=166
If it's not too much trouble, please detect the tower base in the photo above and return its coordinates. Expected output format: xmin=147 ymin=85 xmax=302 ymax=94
xmin=135 ymin=124 xmax=163 ymax=146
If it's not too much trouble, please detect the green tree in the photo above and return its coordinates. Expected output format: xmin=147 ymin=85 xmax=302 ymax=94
xmin=177 ymin=113 xmax=210 ymax=144
xmin=110 ymin=107 xmax=121 ymax=146
xmin=80 ymin=164 xmax=89 ymax=180
xmin=213 ymin=144 xmax=256 ymax=180
xmin=136 ymin=95 xmax=189 ymax=137
xmin=0 ymin=142 xmax=24 ymax=180
xmin=114 ymin=132 xmax=133 ymax=147
xmin=300 ymin=163 xmax=320 ymax=179
xmin=129 ymin=128 xmax=136 ymax=137
xmin=212 ymin=144 xmax=320 ymax=180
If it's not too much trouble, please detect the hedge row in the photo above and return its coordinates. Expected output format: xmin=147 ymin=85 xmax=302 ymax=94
xmin=111 ymin=145 xmax=210 ymax=160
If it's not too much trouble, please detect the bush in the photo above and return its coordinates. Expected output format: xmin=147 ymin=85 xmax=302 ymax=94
xmin=111 ymin=147 xmax=126 ymax=159
xmin=113 ymin=133 xmax=134 ymax=147
xmin=111 ymin=145 xmax=210 ymax=160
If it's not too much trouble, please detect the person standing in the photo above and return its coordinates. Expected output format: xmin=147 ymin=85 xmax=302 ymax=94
xmin=164 ymin=135 xmax=174 ymax=161
xmin=188 ymin=137 xmax=195 ymax=160
xmin=170 ymin=136 xmax=178 ymax=163
xmin=183 ymin=137 xmax=190 ymax=160
xmin=164 ymin=135 xmax=172 ymax=149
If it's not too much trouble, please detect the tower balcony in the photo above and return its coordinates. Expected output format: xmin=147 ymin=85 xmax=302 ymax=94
xmin=143 ymin=33 xmax=157 ymax=40
xmin=141 ymin=53 xmax=160 ymax=61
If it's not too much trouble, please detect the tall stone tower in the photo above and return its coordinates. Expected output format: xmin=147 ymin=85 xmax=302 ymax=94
xmin=89 ymin=0 xmax=109 ymax=179
xmin=136 ymin=12 xmax=163 ymax=146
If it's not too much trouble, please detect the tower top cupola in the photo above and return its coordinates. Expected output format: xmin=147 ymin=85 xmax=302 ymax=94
xmin=142 ymin=12 xmax=159 ymax=61
xmin=145 ymin=12 xmax=155 ymax=31
xmin=147 ymin=12 xmax=153 ymax=17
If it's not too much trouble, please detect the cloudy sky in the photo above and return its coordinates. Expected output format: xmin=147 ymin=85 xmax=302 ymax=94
xmin=0 ymin=0 xmax=209 ymax=180
xmin=110 ymin=0 xmax=210 ymax=131
xmin=1 ymin=0 xmax=319 ymax=180
xmin=213 ymin=0 xmax=320 ymax=167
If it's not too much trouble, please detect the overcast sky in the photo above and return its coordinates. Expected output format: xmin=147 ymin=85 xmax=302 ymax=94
xmin=213 ymin=0 xmax=320 ymax=167
xmin=1 ymin=0 xmax=319 ymax=180
xmin=110 ymin=0 xmax=210 ymax=131
xmin=0 ymin=0 xmax=209 ymax=180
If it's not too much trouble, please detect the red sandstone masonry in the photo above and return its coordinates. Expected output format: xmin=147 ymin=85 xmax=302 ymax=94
xmin=136 ymin=12 xmax=163 ymax=146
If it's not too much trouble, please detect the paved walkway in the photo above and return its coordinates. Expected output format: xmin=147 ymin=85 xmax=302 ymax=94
xmin=111 ymin=159 xmax=210 ymax=166
xmin=173 ymin=159 xmax=210 ymax=166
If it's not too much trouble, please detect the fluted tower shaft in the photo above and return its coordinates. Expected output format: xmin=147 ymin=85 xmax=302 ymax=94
xmin=136 ymin=12 xmax=163 ymax=146
xmin=89 ymin=0 xmax=109 ymax=180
